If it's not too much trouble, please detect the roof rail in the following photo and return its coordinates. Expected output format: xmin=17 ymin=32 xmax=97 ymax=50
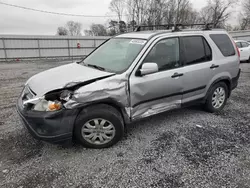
xmin=135 ymin=23 xmax=214 ymax=32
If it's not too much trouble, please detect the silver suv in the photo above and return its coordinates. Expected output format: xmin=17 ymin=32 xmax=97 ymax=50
xmin=17 ymin=26 xmax=241 ymax=148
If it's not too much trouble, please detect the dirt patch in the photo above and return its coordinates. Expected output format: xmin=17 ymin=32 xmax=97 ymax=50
xmin=150 ymin=173 xmax=184 ymax=188
xmin=143 ymin=131 xmax=177 ymax=162
xmin=0 ymin=131 xmax=44 ymax=165
xmin=176 ymin=126 xmax=240 ymax=166
xmin=10 ymin=169 xmax=64 ymax=188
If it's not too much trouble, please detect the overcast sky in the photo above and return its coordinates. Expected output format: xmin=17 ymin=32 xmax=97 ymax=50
xmin=0 ymin=0 xmax=239 ymax=35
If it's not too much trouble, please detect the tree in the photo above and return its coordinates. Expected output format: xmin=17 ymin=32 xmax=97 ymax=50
xmin=119 ymin=21 xmax=127 ymax=33
xmin=88 ymin=24 xmax=108 ymax=36
xmin=200 ymin=0 xmax=235 ymax=28
xmin=237 ymin=0 xmax=250 ymax=30
xmin=66 ymin=21 xmax=82 ymax=36
xmin=108 ymin=20 xmax=119 ymax=35
xmin=56 ymin=27 xmax=68 ymax=36
xmin=109 ymin=0 xmax=125 ymax=21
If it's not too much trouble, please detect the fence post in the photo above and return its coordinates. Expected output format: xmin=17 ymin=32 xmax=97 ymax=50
xmin=93 ymin=39 xmax=96 ymax=48
xmin=67 ymin=39 xmax=71 ymax=58
xmin=2 ymin=38 xmax=7 ymax=61
xmin=37 ymin=39 xmax=41 ymax=59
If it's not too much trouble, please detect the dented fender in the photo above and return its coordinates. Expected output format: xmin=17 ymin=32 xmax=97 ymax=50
xmin=64 ymin=74 xmax=131 ymax=122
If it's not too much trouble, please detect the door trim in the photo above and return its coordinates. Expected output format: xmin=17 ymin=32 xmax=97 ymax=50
xmin=132 ymin=85 xmax=206 ymax=108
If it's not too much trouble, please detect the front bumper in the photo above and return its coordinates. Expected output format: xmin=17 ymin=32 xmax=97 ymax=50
xmin=16 ymin=97 xmax=78 ymax=143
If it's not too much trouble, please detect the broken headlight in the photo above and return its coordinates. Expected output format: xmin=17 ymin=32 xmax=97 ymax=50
xmin=23 ymin=90 xmax=73 ymax=112
xmin=33 ymin=99 xmax=62 ymax=112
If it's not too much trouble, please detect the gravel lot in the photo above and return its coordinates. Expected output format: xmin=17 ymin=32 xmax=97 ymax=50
xmin=0 ymin=60 xmax=250 ymax=188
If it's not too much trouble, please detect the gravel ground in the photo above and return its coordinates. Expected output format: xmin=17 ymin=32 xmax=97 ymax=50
xmin=0 ymin=60 xmax=250 ymax=188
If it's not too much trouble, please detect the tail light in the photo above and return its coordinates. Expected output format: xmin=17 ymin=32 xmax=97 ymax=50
xmin=233 ymin=41 xmax=240 ymax=58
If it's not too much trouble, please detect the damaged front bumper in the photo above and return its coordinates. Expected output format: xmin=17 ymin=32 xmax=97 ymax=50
xmin=16 ymin=97 xmax=78 ymax=143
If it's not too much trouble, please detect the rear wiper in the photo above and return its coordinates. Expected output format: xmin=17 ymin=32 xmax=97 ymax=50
xmin=85 ymin=64 xmax=106 ymax=71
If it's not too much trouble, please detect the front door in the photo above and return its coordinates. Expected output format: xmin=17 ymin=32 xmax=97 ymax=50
xmin=129 ymin=37 xmax=184 ymax=120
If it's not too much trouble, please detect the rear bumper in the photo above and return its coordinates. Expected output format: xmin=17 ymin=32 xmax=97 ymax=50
xmin=232 ymin=69 xmax=241 ymax=90
xmin=16 ymin=98 xmax=78 ymax=143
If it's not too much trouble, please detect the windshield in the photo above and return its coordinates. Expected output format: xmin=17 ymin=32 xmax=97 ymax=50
xmin=81 ymin=38 xmax=146 ymax=73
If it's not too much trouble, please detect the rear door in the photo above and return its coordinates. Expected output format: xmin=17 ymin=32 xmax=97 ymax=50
xmin=180 ymin=35 xmax=214 ymax=104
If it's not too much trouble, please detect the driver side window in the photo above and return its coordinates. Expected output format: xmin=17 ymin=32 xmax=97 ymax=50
xmin=143 ymin=38 xmax=180 ymax=71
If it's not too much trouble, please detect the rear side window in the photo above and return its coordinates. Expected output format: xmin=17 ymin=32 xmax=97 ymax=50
xmin=210 ymin=34 xmax=235 ymax=57
xmin=182 ymin=36 xmax=212 ymax=66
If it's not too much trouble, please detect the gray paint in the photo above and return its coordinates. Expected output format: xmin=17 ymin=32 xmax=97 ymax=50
xmin=24 ymin=29 xmax=240 ymax=122
xmin=27 ymin=63 xmax=114 ymax=96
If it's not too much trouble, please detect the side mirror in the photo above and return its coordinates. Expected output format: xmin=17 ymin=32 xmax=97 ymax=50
xmin=140 ymin=63 xmax=158 ymax=76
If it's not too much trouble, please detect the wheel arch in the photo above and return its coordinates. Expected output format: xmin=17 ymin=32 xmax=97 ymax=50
xmin=75 ymin=99 xmax=131 ymax=126
xmin=205 ymin=76 xmax=232 ymax=101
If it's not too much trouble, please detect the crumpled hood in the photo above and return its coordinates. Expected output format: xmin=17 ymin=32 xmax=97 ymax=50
xmin=27 ymin=62 xmax=114 ymax=96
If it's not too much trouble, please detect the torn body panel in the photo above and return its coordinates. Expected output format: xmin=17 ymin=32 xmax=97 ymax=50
xmin=64 ymin=74 xmax=131 ymax=118
xmin=131 ymin=97 xmax=182 ymax=120
xmin=129 ymin=69 xmax=184 ymax=120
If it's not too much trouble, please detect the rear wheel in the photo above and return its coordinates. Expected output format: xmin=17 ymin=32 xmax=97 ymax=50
xmin=74 ymin=104 xmax=124 ymax=148
xmin=204 ymin=82 xmax=228 ymax=113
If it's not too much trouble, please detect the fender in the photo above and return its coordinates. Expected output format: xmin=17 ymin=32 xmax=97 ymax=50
xmin=205 ymin=76 xmax=232 ymax=101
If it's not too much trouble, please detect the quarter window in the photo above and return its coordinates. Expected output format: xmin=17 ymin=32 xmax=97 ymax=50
xmin=182 ymin=36 xmax=212 ymax=65
xmin=210 ymin=34 xmax=235 ymax=57
xmin=143 ymin=38 xmax=180 ymax=71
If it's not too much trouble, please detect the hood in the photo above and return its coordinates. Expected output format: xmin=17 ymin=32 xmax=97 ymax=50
xmin=27 ymin=63 xmax=115 ymax=96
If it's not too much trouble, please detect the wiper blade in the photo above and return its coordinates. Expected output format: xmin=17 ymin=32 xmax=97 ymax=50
xmin=85 ymin=64 xmax=106 ymax=71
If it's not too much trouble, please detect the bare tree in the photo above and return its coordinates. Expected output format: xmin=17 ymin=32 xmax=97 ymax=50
xmin=200 ymin=0 xmax=235 ymax=28
xmin=109 ymin=0 xmax=125 ymax=21
xmin=86 ymin=24 xmax=108 ymax=36
xmin=56 ymin=27 xmax=68 ymax=36
xmin=66 ymin=21 xmax=82 ymax=36
xmin=237 ymin=0 xmax=250 ymax=30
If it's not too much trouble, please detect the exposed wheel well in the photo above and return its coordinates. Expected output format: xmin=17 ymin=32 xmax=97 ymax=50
xmin=205 ymin=79 xmax=231 ymax=101
xmin=76 ymin=102 xmax=130 ymax=127
xmin=218 ymin=79 xmax=231 ymax=97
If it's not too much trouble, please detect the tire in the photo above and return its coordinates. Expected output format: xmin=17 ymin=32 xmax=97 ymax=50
xmin=74 ymin=104 xmax=124 ymax=148
xmin=204 ymin=82 xmax=229 ymax=113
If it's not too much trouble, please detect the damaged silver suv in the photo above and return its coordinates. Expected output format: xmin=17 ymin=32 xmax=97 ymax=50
xmin=17 ymin=25 xmax=241 ymax=148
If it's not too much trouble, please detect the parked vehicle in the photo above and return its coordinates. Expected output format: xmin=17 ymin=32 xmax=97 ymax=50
xmin=235 ymin=40 xmax=250 ymax=62
xmin=17 ymin=24 xmax=241 ymax=148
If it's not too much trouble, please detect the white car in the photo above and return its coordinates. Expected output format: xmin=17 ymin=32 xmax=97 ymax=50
xmin=235 ymin=40 xmax=250 ymax=62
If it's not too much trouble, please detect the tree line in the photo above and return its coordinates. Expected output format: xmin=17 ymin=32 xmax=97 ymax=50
xmin=57 ymin=0 xmax=249 ymax=36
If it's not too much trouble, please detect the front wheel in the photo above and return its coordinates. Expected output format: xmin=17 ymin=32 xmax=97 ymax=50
xmin=204 ymin=82 xmax=228 ymax=113
xmin=74 ymin=104 xmax=124 ymax=148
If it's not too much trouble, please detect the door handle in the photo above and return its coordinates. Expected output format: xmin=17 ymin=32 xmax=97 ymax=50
xmin=210 ymin=64 xmax=219 ymax=69
xmin=171 ymin=72 xmax=184 ymax=78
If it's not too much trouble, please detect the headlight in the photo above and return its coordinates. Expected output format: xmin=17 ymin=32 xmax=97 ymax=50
xmin=23 ymin=90 xmax=72 ymax=112
xmin=33 ymin=99 xmax=62 ymax=112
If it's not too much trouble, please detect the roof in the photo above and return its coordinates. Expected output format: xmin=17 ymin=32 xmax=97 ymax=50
xmin=115 ymin=30 xmax=172 ymax=39
xmin=115 ymin=29 xmax=227 ymax=40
